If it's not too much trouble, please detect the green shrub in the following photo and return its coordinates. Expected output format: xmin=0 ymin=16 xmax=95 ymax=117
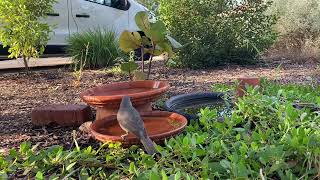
xmin=137 ymin=0 xmax=158 ymax=13
xmin=269 ymin=0 xmax=320 ymax=60
xmin=67 ymin=28 xmax=121 ymax=69
xmin=157 ymin=0 xmax=278 ymax=68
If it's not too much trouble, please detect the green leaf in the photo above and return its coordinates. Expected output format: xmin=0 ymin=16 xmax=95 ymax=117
xmin=250 ymin=142 xmax=259 ymax=151
xmin=300 ymin=112 xmax=308 ymax=121
xmin=236 ymin=134 xmax=241 ymax=141
xmin=79 ymin=168 xmax=89 ymax=180
xmin=66 ymin=162 xmax=77 ymax=171
xmin=208 ymin=162 xmax=226 ymax=173
xmin=35 ymin=171 xmax=44 ymax=180
xmin=220 ymin=160 xmax=231 ymax=169
xmin=149 ymin=170 xmax=161 ymax=180
xmin=144 ymin=48 xmax=163 ymax=56
xmin=133 ymin=70 xmax=147 ymax=80
xmin=174 ymin=171 xmax=181 ymax=180
xmin=135 ymin=11 xmax=151 ymax=32
xmin=119 ymin=30 xmax=142 ymax=52
xmin=120 ymin=61 xmax=138 ymax=74
xmin=149 ymin=21 xmax=166 ymax=42
xmin=129 ymin=162 xmax=136 ymax=174
xmin=49 ymin=174 xmax=60 ymax=180
xmin=236 ymin=162 xmax=248 ymax=178
xmin=141 ymin=36 xmax=152 ymax=46
xmin=23 ymin=167 xmax=33 ymax=176
xmin=166 ymin=35 xmax=182 ymax=49
xmin=20 ymin=142 xmax=31 ymax=154
xmin=0 ymin=172 xmax=8 ymax=179
xmin=161 ymin=170 xmax=168 ymax=180
xmin=233 ymin=128 xmax=246 ymax=132
xmin=269 ymin=161 xmax=285 ymax=174
xmin=132 ymin=32 xmax=142 ymax=41
xmin=158 ymin=42 xmax=174 ymax=57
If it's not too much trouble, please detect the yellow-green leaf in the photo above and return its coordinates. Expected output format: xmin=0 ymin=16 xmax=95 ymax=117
xmin=119 ymin=30 xmax=141 ymax=52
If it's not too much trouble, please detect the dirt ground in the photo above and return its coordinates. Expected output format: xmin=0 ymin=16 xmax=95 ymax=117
xmin=0 ymin=60 xmax=319 ymax=152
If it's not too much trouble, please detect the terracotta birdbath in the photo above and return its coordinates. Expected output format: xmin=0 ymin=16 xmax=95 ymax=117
xmin=80 ymin=80 xmax=170 ymax=121
xmin=90 ymin=111 xmax=187 ymax=146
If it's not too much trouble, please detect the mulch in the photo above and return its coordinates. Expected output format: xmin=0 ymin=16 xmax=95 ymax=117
xmin=0 ymin=59 xmax=319 ymax=152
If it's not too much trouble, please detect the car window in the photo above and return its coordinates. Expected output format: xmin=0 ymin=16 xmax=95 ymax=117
xmin=85 ymin=0 xmax=130 ymax=10
xmin=85 ymin=0 xmax=111 ymax=6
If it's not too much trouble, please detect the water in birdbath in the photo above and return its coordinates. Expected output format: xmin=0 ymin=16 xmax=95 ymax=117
xmin=175 ymin=99 xmax=232 ymax=118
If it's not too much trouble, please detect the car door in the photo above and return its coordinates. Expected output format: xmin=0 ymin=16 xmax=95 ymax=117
xmin=46 ymin=0 xmax=70 ymax=45
xmin=69 ymin=0 xmax=129 ymax=35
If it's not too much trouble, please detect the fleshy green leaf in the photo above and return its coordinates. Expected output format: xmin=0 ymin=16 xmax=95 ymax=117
xmin=161 ymin=170 xmax=168 ymax=180
xmin=174 ymin=171 xmax=181 ymax=180
xmin=66 ymin=162 xmax=77 ymax=171
xmin=150 ymin=170 xmax=161 ymax=180
xmin=220 ymin=160 xmax=231 ymax=169
xmin=129 ymin=162 xmax=136 ymax=174
xmin=35 ymin=171 xmax=44 ymax=180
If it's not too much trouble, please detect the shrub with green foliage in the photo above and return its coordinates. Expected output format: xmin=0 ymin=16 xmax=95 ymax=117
xmin=67 ymin=28 xmax=121 ymax=69
xmin=1 ymin=80 xmax=319 ymax=179
xmin=137 ymin=0 xmax=158 ymax=14
xmin=269 ymin=0 xmax=320 ymax=60
xmin=157 ymin=0 xmax=278 ymax=68
xmin=0 ymin=0 xmax=56 ymax=73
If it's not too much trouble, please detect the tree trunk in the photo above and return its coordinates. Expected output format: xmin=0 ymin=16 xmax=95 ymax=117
xmin=141 ymin=47 xmax=145 ymax=73
xmin=22 ymin=56 xmax=29 ymax=74
xmin=147 ymin=43 xmax=156 ymax=79
xmin=147 ymin=55 xmax=154 ymax=80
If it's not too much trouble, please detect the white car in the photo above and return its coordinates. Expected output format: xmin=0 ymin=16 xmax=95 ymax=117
xmin=0 ymin=0 xmax=147 ymax=54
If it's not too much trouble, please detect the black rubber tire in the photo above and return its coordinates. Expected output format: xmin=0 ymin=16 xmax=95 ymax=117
xmin=165 ymin=92 xmax=225 ymax=121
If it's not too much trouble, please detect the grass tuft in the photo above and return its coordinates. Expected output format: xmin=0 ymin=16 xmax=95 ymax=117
xmin=67 ymin=28 xmax=121 ymax=69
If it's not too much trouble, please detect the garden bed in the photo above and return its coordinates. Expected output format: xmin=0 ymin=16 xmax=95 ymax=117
xmin=0 ymin=60 xmax=319 ymax=152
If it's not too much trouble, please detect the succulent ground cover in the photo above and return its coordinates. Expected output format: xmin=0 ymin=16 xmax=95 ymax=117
xmin=0 ymin=61 xmax=319 ymax=179
xmin=0 ymin=61 xmax=318 ymax=151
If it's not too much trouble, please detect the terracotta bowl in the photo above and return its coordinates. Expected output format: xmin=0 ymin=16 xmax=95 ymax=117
xmin=236 ymin=77 xmax=260 ymax=97
xmin=80 ymin=80 xmax=170 ymax=108
xmin=90 ymin=111 xmax=188 ymax=146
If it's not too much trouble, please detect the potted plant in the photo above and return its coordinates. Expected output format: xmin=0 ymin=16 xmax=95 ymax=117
xmin=80 ymin=12 xmax=181 ymax=120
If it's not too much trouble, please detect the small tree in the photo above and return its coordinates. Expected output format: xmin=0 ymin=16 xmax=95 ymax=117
xmin=0 ymin=0 xmax=56 ymax=73
xmin=119 ymin=11 xmax=181 ymax=79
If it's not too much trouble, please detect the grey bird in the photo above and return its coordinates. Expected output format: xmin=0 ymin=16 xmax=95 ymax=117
xmin=117 ymin=96 xmax=157 ymax=155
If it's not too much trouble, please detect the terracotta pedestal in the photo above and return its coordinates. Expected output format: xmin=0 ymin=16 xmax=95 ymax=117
xmin=81 ymin=81 xmax=169 ymax=121
xmin=95 ymin=102 xmax=152 ymax=121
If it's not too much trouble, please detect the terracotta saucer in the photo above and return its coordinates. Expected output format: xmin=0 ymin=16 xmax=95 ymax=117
xmin=90 ymin=111 xmax=187 ymax=146
xmin=80 ymin=80 xmax=170 ymax=121
xmin=80 ymin=80 xmax=170 ymax=108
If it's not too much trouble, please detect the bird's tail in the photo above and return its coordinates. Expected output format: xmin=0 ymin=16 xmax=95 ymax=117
xmin=140 ymin=136 xmax=157 ymax=155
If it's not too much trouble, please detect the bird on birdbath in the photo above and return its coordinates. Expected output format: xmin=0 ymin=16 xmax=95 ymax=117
xmin=117 ymin=96 xmax=157 ymax=155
